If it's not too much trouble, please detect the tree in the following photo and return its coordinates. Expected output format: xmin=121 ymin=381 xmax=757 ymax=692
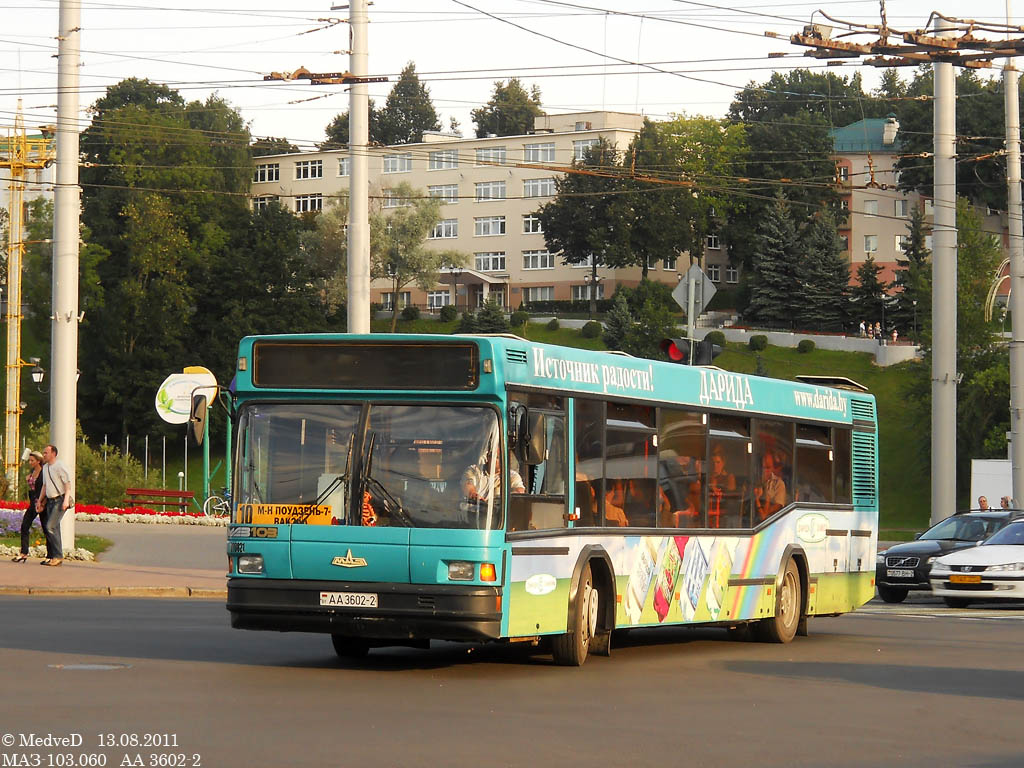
xmin=539 ymin=139 xmax=627 ymax=317
xmin=796 ymin=211 xmax=849 ymax=332
xmin=890 ymin=204 xmax=931 ymax=338
xmin=602 ymin=295 xmax=633 ymax=352
xmin=746 ymin=194 xmax=799 ymax=326
xmin=299 ymin=197 xmax=352 ymax=317
xmin=252 ymin=136 xmax=299 ymax=156
xmin=369 ymin=182 xmax=469 ymax=332
xmin=376 ymin=63 xmax=441 ymax=145
xmin=850 ymin=256 xmax=888 ymax=330
xmin=476 ymin=297 xmax=509 ymax=333
xmin=729 ymin=69 xmax=886 ymax=127
xmin=471 ymin=78 xmax=544 ymax=138
xmin=322 ymin=99 xmax=382 ymax=148
xmin=875 ymin=68 xmax=907 ymax=100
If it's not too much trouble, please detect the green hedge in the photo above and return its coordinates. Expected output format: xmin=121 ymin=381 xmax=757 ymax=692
xmin=520 ymin=299 xmax=614 ymax=314
xmin=749 ymin=334 xmax=768 ymax=351
xmin=797 ymin=339 xmax=816 ymax=354
xmin=439 ymin=304 xmax=458 ymax=322
xmin=704 ymin=330 xmax=726 ymax=346
xmin=581 ymin=321 xmax=603 ymax=339
xmin=546 ymin=318 xmax=560 ymax=331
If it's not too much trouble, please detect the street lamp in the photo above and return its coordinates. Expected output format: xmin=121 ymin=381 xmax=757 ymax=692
xmin=451 ymin=267 xmax=463 ymax=313
xmin=913 ymin=299 xmax=918 ymax=341
xmin=29 ymin=359 xmax=80 ymax=393
xmin=583 ymin=273 xmax=603 ymax=319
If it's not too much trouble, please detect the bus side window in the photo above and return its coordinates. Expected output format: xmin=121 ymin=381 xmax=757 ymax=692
xmin=574 ymin=398 xmax=605 ymax=527
xmin=508 ymin=396 xmax=567 ymax=532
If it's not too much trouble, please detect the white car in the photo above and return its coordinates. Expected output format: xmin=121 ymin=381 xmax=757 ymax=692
xmin=929 ymin=520 xmax=1024 ymax=608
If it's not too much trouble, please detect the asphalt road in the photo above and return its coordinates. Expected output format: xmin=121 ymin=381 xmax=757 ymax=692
xmin=78 ymin=521 xmax=226 ymax=569
xmin=1 ymin=597 xmax=1022 ymax=768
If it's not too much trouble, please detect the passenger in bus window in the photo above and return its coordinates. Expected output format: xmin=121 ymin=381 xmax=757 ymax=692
xmin=754 ymin=450 xmax=787 ymax=520
xmin=672 ymin=480 xmax=702 ymax=527
xmin=463 ymin=450 xmax=525 ymax=502
xmin=604 ymin=480 xmax=630 ymax=526
xmin=708 ymin=446 xmax=736 ymax=527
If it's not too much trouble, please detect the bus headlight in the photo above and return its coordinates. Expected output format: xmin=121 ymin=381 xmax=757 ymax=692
xmin=237 ymin=554 xmax=264 ymax=574
xmin=448 ymin=562 xmax=474 ymax=581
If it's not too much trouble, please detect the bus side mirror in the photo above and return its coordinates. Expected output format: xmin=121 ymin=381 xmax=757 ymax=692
xmin=525 ymin=412 xmax=546 ymax=466
xmin=509 ymin=403 xmax=528 ymax=464
xmin=190 ymin=394 xmax=208 ymax=447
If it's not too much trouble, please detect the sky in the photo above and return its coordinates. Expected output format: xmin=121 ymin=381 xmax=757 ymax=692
xmin=0 ymin=0 xmax=1020 ymax=149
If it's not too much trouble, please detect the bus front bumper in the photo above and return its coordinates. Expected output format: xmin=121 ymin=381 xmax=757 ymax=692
xmin=227 ymin=578 xmax=503 ymax=641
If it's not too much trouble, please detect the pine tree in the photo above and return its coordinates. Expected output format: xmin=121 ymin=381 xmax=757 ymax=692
xmin=602 ymin=295 xmax=633 ymax=352
xmin=747 ymin=194 xmax=799 ymax=327
xmin=796 ymin=211 xmax=849 ymax=332
xmin=377 ymin=63 xmax=441 ymax=145
xmin=471 ymin=78 xmax=544 ymax=137
xmin=890 ymin=204 xmax=930 ymax=338
xmin=476 ymin=296 xmax=510 ymax=333
xmin=850 ymin=255 xmax=888 ymax=330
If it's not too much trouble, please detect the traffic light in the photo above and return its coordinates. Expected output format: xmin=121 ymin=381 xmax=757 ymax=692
xmin=660 ymin=337 xmax=722 ymax=365
xmin=660 ymin=337 xmax=693 ymax=364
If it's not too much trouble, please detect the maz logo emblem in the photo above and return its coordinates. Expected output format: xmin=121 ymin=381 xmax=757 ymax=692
xmin=332 ymin=549 xmax=368 ymax=568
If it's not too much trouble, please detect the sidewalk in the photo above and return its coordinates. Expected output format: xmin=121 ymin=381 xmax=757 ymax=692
xmin=0 ymin=558 xmax=226 ymax=598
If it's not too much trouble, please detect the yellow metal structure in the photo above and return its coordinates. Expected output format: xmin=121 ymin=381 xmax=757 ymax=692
xmin=1 ymin=100 xmax=55 ymax=491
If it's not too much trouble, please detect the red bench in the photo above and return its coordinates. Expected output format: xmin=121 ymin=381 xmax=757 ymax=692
xmin=123 ymin=487 xmax=196 ymax=512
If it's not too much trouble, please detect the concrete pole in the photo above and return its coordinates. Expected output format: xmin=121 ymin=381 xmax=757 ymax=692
xmin=687 ymin=266 xmax=696 ymax=361
xmin=347 ymin=0 xmax=371 ymax=334
xmin=1006 ymin=1 xmax=1024 ymax=508
xmin=52 ymin=0 xmax=81 ymax=549
xmin=931 ymin=16 xmax=958 ymax=524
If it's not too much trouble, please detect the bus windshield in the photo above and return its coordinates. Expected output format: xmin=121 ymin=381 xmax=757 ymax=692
xmin=236 ymin=403 xmax=502 ymax=529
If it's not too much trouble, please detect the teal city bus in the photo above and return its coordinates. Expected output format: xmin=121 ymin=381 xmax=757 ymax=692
xmin=225 ymin=333 xmax=878 ymax=665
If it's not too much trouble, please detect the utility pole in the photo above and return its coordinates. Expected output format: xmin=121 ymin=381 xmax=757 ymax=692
xmin=1005 ymin=2 xmax=1024 ymax=508
xmin=264 ymin=12 xmax=386 ymax=334
xmin=788 ymin=10 xmax=1024 ymax=524
xmin=1 ymin=102 xmax=54 ymax=492
xmin=53 ymin=0 xmax=81 ymax=550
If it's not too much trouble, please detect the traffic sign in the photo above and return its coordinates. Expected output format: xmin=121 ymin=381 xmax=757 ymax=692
xmin=672 ymin=263 xmax=717 ymax=317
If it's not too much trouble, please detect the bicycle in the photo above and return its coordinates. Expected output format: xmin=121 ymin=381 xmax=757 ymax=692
xmin=203 ymin=487 xmax=232 ymax=518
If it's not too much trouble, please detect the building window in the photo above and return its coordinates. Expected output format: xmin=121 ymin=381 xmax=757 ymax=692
xmin=841 ymin=198 xmax=850 ymax=212
xmin=474 ymin=216 xmax=506 ymax=236
xmin=475 ymin=252 xmax=506 ymax=271
xmin=839 ymin=235 xmax=849 ymax=251
xmin=864 ymin=234 xmax=878 ymax=253
xmin=428 ymin=184 xmax=459 ymax=204
xmin=524 ymin=142 xmax=555 ymax=162
xmin=383 ymin=153 xmax=412 ymax=174
xmin=475 ymin=181 xmax=506 ymax=201
xmin=523 ymin=214 xmax=544 ymax=234
xmin=523 ymin=250 xmax=554 ymax=270
xmin=896 ymin=234 xmax=909 ymax=252
xmin=573 ymin=138 xmax=600 ymax=160
xmin=253 ymin=195 xmax=277 ymax=211
xmin=295 ymin=160 xmax=322 ymax=180
xmin=429 ymin=218 xmax=458 ymax=239
xmin=428 ymin=291 xmax=452 ymax=308
xmin=646 ymin=254 xmax=659 ymax=270
xmin=725 ymin=266 xmax=738 ymax=283
xmin=571 ymin=254 xmax=598 ymax=268
xmin=707 ymin=264 xmax=721 ymax=282
xmin=253 ymin=163 xmax=279 ymax=183
xmin=382 ymin=189 xmax=409 ymax=208
xmin=925 ymin=234 xmax=933 ymax=250
xmin=663 ymin=254 xmax=677 ymax=271
xmin=475 ymin=146 xmax=507 ymax=166
xmin=429 ymin=149 xmax=458 ymax=170
xmin=294 ymin=194 xmax=322 ymax=213
xmin=524 ymin=286 xmax=555 ymax=303
xmin=571 ymin=284 xmax=604 ymax=301
xmin=864 ymin=199 xmax=878 ymax=217
xmin=924 ymin=199 xmax=934 ymax=215
xmin=706 ymin=234 xmax=720 ymax=250
xmin=895 ymin=199 xmax=908 ymax=217
xmin=338 ymin=157 xmax=350 ymax=177
xmin=838 ymin=165 xmax=849 ymax=182
xmin=524 ymin=178 xmax=556 ymax=198
xmin=381 ymin=292 xmax=411 ymax=310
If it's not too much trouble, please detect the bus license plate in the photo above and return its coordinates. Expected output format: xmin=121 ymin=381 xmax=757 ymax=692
xmin=320 ymin=591 xmax=378 ymax=608
xmin=886 ymin=569 xmax=914 ymax=578
xmin=949 ymin=574 xmax=981 ymax=584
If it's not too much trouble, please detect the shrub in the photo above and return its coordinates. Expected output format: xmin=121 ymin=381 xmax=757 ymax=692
xmin=705 ymin=330 xmax=726 ymax=346
xmin=546 ymin=318 xmax=560 ymax=331
xmin=400 ymin=305 xmax=420 ymax=321
xmin=476 ymin=297 xmax=510 ymax=333
xmin=510 ymin=310 xmax=529 ymax=327
xmin=581 ymin=321 xmax=603 ymax=339
xmin=797 ymin=339 xmax=816 ymax=354
xmin=439 ymin=304 xmax=457 ymax=322
xmin=612 ymin=280 xmax=677 ymax=315
xmin=749 ymin=334 xmax=768 ymax=351
xmin=458 ymin=311 xmax=478 ymax=333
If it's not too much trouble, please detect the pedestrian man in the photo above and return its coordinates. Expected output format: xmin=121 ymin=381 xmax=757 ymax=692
xmin=39 ymin=444 xmax=74 ymax=566
xmin=859 ymin=320 xmax=866 ymax=337
xmin=978 ymin=495 xmax=990 ymax=512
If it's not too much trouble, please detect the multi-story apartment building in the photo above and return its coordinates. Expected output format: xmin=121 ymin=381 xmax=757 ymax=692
xmin=250 ymin=111 xmax=739 ymax=311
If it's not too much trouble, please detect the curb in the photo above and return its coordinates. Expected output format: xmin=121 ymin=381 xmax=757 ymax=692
xmin=0 ymin=586 xmax=226 ymax=599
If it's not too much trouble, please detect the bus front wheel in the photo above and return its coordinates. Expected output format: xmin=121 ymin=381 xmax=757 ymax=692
xmin=552 ymin=562 xmax=598 ymax=666
xmin=331 ymin=634 xmax=370 ymax=659
xmin=754 ymin=559 xmax=802 ymax=644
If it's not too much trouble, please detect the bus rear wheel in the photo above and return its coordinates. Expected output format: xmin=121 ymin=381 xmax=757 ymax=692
xmin=552 ymin=562 xmax=598 ymax=666
xmin=754 ymin=559 xmax=802 ymax=644
xmin=331 ymin=634 xmax=370 ymax=659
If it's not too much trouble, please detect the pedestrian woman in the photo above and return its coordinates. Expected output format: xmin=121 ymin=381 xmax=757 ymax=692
xmin=11 ymin=450 xmax=45 ymax=562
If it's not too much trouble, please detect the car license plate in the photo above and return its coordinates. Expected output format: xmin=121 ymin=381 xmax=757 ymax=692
xmin=949 ymin=574 xmax=981 ymax=584
xmin=886 ymin=568 xmax=915 ymax=578
xmin=320 ymin=591 xmax=378 ymax=607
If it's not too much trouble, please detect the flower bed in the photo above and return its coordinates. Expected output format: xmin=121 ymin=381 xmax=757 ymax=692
xmin=0 ymin=500 xmax=227 ymax=526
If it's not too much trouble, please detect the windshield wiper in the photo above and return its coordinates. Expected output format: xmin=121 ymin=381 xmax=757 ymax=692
xmin=360 ymin=431 xmax=414 ymax=527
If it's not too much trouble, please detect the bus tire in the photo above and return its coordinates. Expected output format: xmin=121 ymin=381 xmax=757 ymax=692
xmin=943 ymin=596 xmax=971 ymax=609
xmin=877 ymin=584 xmax=908 ymax=603
xmin=331 ymin=634 xmax=370 ymax=659
xmin=552 ymin=562 xmax=597 ymax=666
xmin=754 ymin=558 xmax=802 ymax=644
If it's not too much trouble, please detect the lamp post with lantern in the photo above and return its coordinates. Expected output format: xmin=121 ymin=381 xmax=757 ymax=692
xmin=583 ymin=272 xmax=603 ymax=319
